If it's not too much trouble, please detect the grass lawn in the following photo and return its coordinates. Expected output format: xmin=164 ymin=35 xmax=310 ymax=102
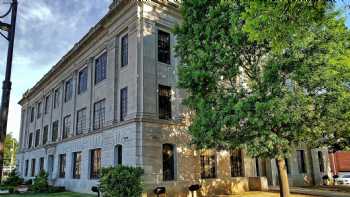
xmin=0 ymin=192 xmax=95 ymax=197
xmin=223 ymin=192 xmax=319 ymax=197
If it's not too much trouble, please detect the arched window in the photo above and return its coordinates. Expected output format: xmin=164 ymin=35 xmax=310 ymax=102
xmin=163 ymin=144 xmax=175 ymax=181
xmin=115 ymin=145 xmax=123 ymax=165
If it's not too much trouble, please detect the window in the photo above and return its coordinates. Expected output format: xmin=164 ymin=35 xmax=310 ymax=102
xmin=93 ymin=100 xmax=105 ymax=130
xmin=65 ymin=79 xmax=73 ymax=102
xmin=63 ymin=115 xmax=71 ymax=139
xmin=37 ymin=102 xmax=42 ymax=119
xmin=95 ymin=52 xmax=107 ymax=84
xmin=39 ymin=157 xmax=44 ymax=172
xmin=255 ymin=158 xmax=260 ymax=176
xmin=285 ymin=158 xmax=290 ymax=174
xmin=44 ymin=95 xmax=50 ymax=114
xmin=30 ymin=107 xmax=34 ymax=122
xmin=200 ymin=153 xmax=216 ymax=179
xmin=28 ymin=133 xmax=33 ymax=148
xmin=59 ymin=154 xmax=66 ymax=178
xmin=73 ymin=152 xmax=82 ymax=179
xmin=54 ymin=88 xmax=60 ymax=109
xmin=48 ymin=155 xmax=54 ymax=176
xmin=31 ymin=158 xmax=36 ymax=177
xmin=43 ymin=126 xmax=48 ymax=145
xmin=35 ymin=129 xmax=40 ymax=147
xmin=25 ymin=160 xmax=28 ymax=176
xmin=52 ymin=121 xmax=59 ymax=142
xmin=159 ymin=85 xmax=171 ymax=120
xmin=230 ymin=150 xmax=243 ymax=177
xmin=163 ymin=144 xmax=175 ymax=181
xmin=120 ymin=87 xmax=127 ymax=121
xmin=114 ymin=145 xmax=122 ymax=165
xmin=78 ymin=67 xmax=88 ymax=94
xmin=90 ymin=149 xmax=101 ymax=179
xmin=76 ymin=108 xmax=86 ymax=135
xmin=158 ymin=30 xmax=171 ymax=64
xmin=121 ymin=34 xmax=128 ymax=67
xmin=318 ymin=151 xmax=325 ymax=173
xmin=297 ymin=150 xmax=306 ymax=173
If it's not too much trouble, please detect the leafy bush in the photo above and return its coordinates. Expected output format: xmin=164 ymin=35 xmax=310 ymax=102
xmin=100 ymin=165 xmax=143 ymax=197
xmin=31 ymin=170 xmax=48 ymax=192
xmin=3 ymin=169 xmax=23 ymax=187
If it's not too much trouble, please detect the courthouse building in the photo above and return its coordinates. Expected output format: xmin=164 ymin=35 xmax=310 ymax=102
xmin=16 ymin=0 xmax=331 ymax=195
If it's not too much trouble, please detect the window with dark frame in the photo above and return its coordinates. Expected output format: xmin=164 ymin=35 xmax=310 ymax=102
xmin=158 ymin=30 xmax=171 ymax=64
xmin=30 ymin=107 xmax=34 ymax=122
xmin=44 ymin=95 xmax=50 ymax=114
xmin=297 ymin=150 xmax=307 ymax=173
xmin=25 ymin=160 xmax=28 ymax=176
xmin=73 ymin=152 xmax=81 ymax=179
xmin=95 ymin=52 xmax=107 ymax=84
xmin=37 ymin=102 xmax=42 ymax=119
xmin=28 ymin=133 xmax=33 ymax=148
xmin=52 ymin=121 xmax=59 ymax=142
xmin=121 ymin=34 xmax=128 ymax=67
xmin=59 ymin=154 xmax=66 ymax=178
xmin=318 ymin=151 xmax=325 ymax=173
xmin=48 ymin=155 xmax=54 ymax=176
xmin=31 ymin=158 xmax=36 ymax=177
xmin=163 ymin=144 xmax=175 ymax=181
xmin=78 ymin=67 xmax=88 ymax=94
xmin=90 ymin=149 xmax=101 ymax=179
xmin=35 ymin=129 xmax=40 ymax=147
xmin=63 ymin=115 xmax=71 ymax=139
xmin=200 ymin=153 xmax=216 ymax=179
xmin=39 ymin=157 xmax=44 ymax=172
xmin=54 ymin=88 xmax=60 ymax=109
xmin=93 ymin=100 xmax=105 ymax=130
xmin=285 ymin=158 xmax=290 ymax=174
xmin=230 ymin=150 xmax=243 ymax=177
xmin=43 ymin=125 xmax=48 ymax=145
xmin=159 ymin=85 xmax=171 ymax=120
xmin=65 ymin=78 xmax=73 ymax=102
xmin=114 ymin=145 xmax=122 ymax=165
xmin=120 ymin=87 xmax=128 ymax=121
xmin=76 ymin=108 xmax=86 ymax=135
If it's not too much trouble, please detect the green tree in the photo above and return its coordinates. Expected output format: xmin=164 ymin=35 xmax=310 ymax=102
xmin=175 ymin=1 xmax=350 ymax=197
xmin=4 ymin=133 xmax=18 ymax=166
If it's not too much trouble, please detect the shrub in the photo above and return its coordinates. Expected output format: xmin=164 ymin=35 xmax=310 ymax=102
xmin=31 ymin=170 xmax=48 ymax=192
xmin=3 ymin=169 xmax=23 ymax=187
xmin=100 ymin=165 xmax=143 ymax=197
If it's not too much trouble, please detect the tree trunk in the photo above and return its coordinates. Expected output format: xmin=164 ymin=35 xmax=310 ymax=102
xmin=276 ymin=159 xmax=290 ymax=197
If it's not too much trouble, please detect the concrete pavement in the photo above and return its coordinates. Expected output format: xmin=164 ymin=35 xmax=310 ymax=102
xmin=270 ymin=186 xmax=350 ymax=197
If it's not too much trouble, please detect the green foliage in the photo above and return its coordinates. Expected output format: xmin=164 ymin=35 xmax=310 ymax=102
xmin=99 ymin=165 xmax=143 ymax=197
xmin=3 ymin=169 xmax=23 ymax=187
xmin=4 ymin=133 xmax=18 ymax=166
xmin=31 ymin=170 xmax=49 ymax=192
xmin=175 ymin=0 xmax=350 ymax=159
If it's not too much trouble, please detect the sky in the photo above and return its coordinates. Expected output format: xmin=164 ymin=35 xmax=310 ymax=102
xmin=0 ymin=0 xmax=349 ymax=140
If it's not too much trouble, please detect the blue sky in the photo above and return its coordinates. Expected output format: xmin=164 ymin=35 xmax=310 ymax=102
xmin=0 ymin=0 xmax=349 ymax=140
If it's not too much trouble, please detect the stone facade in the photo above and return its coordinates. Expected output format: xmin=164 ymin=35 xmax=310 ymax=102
xmin=16 ymin=0 xmax=331 ymax=195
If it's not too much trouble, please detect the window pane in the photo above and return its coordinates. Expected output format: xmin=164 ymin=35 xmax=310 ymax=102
xmin=65 ymin=79 xmax=73 ymax=102
xmin=31 ymin=159 xmax=36 ymax=177
xmin=37 ymin=102 xmax=42 ymax=119
xmin=120 ymin=88 xmax=128 ymax=121
xmin=318 ymin=151 xmax=325 ymax=173
xmin=93 ymin=100 xmax=105 ymax=130
xmin=35 ymin=129 xmax=40 ymax=147
xmin=59 ymin=154 xmax=66 ymax=178
xmin=43 ymin=126 xmax=48 ymax=145
xmin=28 ymin=133 xmax=33 ymax=148
xmin=90 ymin=149 xmax=101 ymax=179
xmin=114 ymin=145 xmax=122 ymax=165
xmin=230 ymin=150 xmax=243 ymax=177
xmin=158 ymin=30 xmax=171 ymax=64
xmin=78 ymin=68 xmax=88 ymax=94
xmin=159 ymin=85 xmax=171 ymax=120
xmin=200 ymin=153 xmax=216 ymax=179
xmin=95 ymin=52 xmax=107 ymax=84
xmin=44 ymin=95 xmax=50 ymax=114
xmin=54 ymin=88 xmax=60 ymax=109
xmin=121 ymin=34 xmax=128 ymax=67
xmin=39 ymin=157 xmax=44 ymax=172
xmin=63 ymin=115 xmax=71 ymax=139
xmin=25 ymin=160 xmax=28 ymax=176
xmin=76 ymin=108 xmax=86 ymax=134
xmin=52 ymin=121 xmax=59 ymax=142
xmin=163 ymin=144 xmax=175 ymax=181
xmin=30 ymin=107 xmax=34 ymax=122
xmin=73 ymin=152 xmax=81 ymax=179
xmin=297 ymin=150 xmax=306 ymax=173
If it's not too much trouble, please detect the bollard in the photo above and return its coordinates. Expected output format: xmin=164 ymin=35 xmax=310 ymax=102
xmin=188 ymin=184 xmax=201 ymax=197
xmin=91 ymin=186 xmax=100 ymax=197
xmin=154 ymin=186 xmax=166 ymax=197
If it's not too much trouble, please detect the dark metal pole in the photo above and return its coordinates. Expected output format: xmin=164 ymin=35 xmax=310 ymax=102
xmin=0 ymin=0 xmax=17 ymax=181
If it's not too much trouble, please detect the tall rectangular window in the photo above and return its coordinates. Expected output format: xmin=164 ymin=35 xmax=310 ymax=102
xmin=59 ymin=154 xmax=66 ymax=178
xmin=285 ymin=158 xmax=290 ymax=174
xmin=39 ymin=157 xmax=44 ymax=172
xmin=93 ymin=100 xmax=105 ymax=130
xmin=230 ymin=150 xmax=243 ymax=177
xmin=95 ymin=52 xmax=107 ymax=84
xmin=73 ymin=152 xmax=82 ymax=179
xmin=163 ymin=144 xmax=175 ymax=181
xmin=44 ymin=95 xmax=50 ymax=114
xmin=65 ymin=79 xmax=73 ymax=102
xmin=31 ymin=158 xmax=36 ymax=177
xmin=35 ymin=129 xmax=40 ymax=147
xmin=297 ymin=150 xmax=306 ymax=173
xmin=78 ymin=67 xmax=88 ymax=94
xmin=200 ymin=153 xmax=216 ymax=179
xmin=63 ymin=115 xmax=71 ymax=139
xmin=52 ymin=121 xmax=59 ymax=142
xmin=121 ymin=34 xmax=128 ymax=67
xmin=159 ymin=85 xmax=171 ymax=120
xmin=48 ymin=155 xmax=54 ymax=176
xmin=54 ymin=88 xmax=60 ymax=109
xmin=30 ymin=107 xmax=34 ymax=122
xmin=43 ymin=125 xmax=48 ymax=145
xmin=37 ymin=102 xmax=42 ymax=119
xmin=158 ymin=30 xmax=171 ymax=64
xmin=76 ymin=108 xmax=86 ymax=135
xmin=28 ymin=133 xmax=33 ymax=148
xmin=120 ymin=87 xmax=128 ymax=121
xmin=90 ymin=149 xmax=101 ymax=179
xmin=318 ymin=151 xmax=325 ymax=173
xmin=114 ymin=145 xmax=122 ymax=165
xmin=25 ymin=160 xmax=28 ymax=176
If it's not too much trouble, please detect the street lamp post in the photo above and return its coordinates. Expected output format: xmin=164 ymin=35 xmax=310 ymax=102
xmin=0 ymin=0 xmax=18 ymax=181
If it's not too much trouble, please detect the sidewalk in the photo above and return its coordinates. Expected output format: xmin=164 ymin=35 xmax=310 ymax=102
xmin=270 ymin=186 xmax=350 ymax=197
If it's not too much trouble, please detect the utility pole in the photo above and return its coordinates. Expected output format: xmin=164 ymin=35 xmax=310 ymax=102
xmin=0 ymin=0 xmax=18 ymax=181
